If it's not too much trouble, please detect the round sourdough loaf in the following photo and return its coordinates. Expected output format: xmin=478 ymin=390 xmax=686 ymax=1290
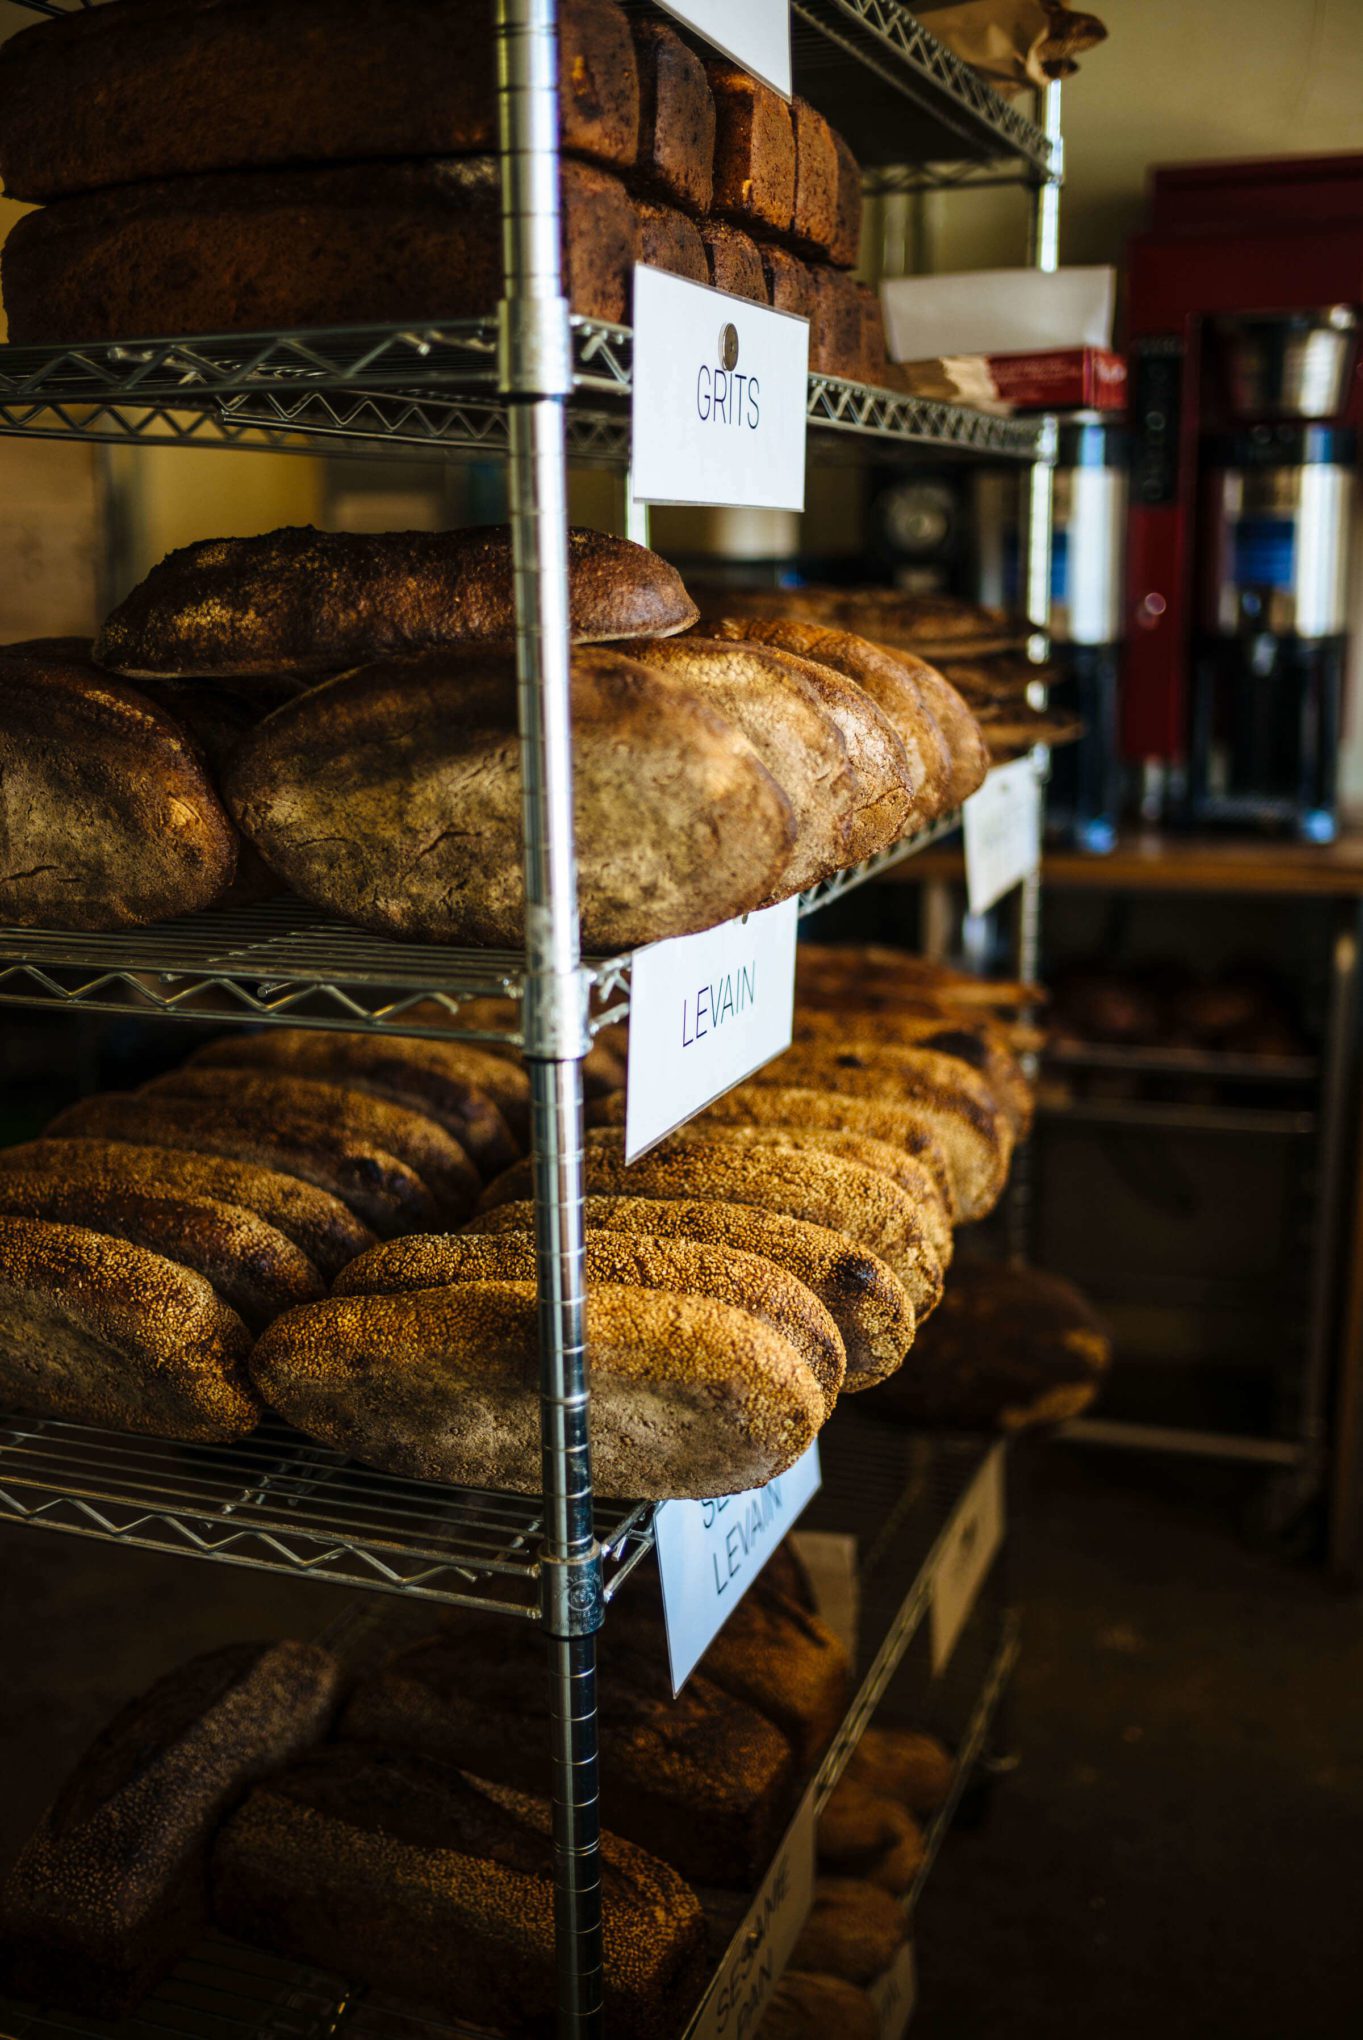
xmin=95 ymin=526 xmax=698 ymax=678
xmin=0 ymin=1216 xmax=258 ymax=1440
xmin=842 ymin=1727 xmax=954 ymax=1815
xmin=0 ymin=641 xmax=237 ymax=927
xmin=225 ymin=647 xmax=796 ymax=949
xmin=2 ymin=1137 xmax=375 ymax=1281
xmin=758 ymin=1972 xmax=879 ymax=2040
xmin=330 ymin=1226 xmax=846 ymax=1414
xmin=790 ymin=1877 xmax=908 ymax=1985
xmin=250 ymin=1280 xmax=824 ymax=1497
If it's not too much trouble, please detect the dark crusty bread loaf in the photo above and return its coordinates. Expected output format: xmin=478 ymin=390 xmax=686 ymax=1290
xmin=817 ymin=1774 xmax=925 ymax=1879
xmin=757 ymin=1972 xmax=880 ymax=2040
xmin=829 ymin=130 xmax=863 ymax=269
xmin=185 ymin=1029 xmax=521 ymax=1176
xmin=225 ymin=647 xmax=797 ymax=951
xmin=843 ymin=1727 xmax=954 ymax=1815
xmin=0 ymin=1168 xmax=322 ymax=1332
xmin=790 ymin=98 xmax=842 ymax=257
xmin=0 ymin=641 xmax=237 ymax=928
xmin=618 ymin=635 xmax=857 ymax=898
xmin=140 ymin=1068 xmax=479 ymax=1225
xmin=630 ymin=15 xmax=715 ymax=213
xmin=2 ymin=1136 xmax=374 ymax=1281
xmin=855 ymin=279 xmax=891 ymax=386
xmin=759 ymin=242 xmax=819 ymax=322
xmin=249 ymin=1280 xmax=824 ymax=1498
xmin=210 ymin=1746 xmax=705 ymax=2040
xmin=790 ymin=1877 xmax=908 ymax=1985
xmin=698 ymin=218 xmax=769 ymax=303
xmin=0 ymin=0 xmax=639 ymax=202
xmin=341 ymin=1620 xmax=795 ymax=1887
xmin=808 ymin=265 xmax=864 ymax=380
xmin=0 ymin=1641 xmax=342 ymax=2020
xmin=707 ymin=61 xmax=794 ymax=233
xmin=634 ymin=198 xmax=708 ymax=282
xmin=0 ymin=1216 xmax=257 ymax=1439
xmin=465 ymin=1195 xmax=916 ymax=1385
xmin=45 ymin=1093 xmax=434 ymax=1240
xmin=97 ymin=526 xmax=697 ymax=679
xmin=2 ymin=155 xmax=639 ymax=343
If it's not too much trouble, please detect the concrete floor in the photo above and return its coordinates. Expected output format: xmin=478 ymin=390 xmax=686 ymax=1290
xmin=1 ymin=1446 xmax=1360 ymax=2037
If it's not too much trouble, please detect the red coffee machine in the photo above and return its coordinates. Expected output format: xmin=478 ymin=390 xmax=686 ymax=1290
xmin=1123 ymin=155 xmax=1363 ymax=838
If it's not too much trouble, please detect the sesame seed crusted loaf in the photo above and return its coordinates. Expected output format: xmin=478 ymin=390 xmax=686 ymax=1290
xmin=249 ymin=1280 xmax=824 ymax=1498
xmin=224 ymin=647 xmax=797 ymax=951
xmin=0 ymin=1216 xmax=257 ymax=1441
xmin=184 ymin=1030 xmax=521 ymax=1177
xmin=210 ymin=1746 xmax=706 ymax=2040
xmin=694 ymin=1084 xmax=960 ymax=1219
xmin=789 ymin=1877 xmax=908 ymax=1986
xmin=464 ymin=1195 xmax=917 ymax=1385
xmin=0 ymin=640 xmax=238 ymax=929
xmin=96 ymin=527 xmax=698 ymax=681
xmin=1 ymin=156 xmax=638 ymax=343
xmin=0 ymin=0 xmax=640 ymax=203
xmin=333 ymin=1227 xmax=846 ymax=1415
xmin=794 ymin=1011 xmax=1034 ymax=1138
xmin=340 ymin=1620 xmax=796 ymax=1888
xmin=630 ymin=15 xmax=715 ymax=213
xmin=481 ymin=1128 xmax=945 ymax=1330
xmin=139 ymin=1069 xmax=479 ymax=1226
xmin=44 ymin=1093 xmax=434 ymax=1240
xmin=2 ymin=1137 xmax=375 ymax=1281
xmin=0 ymin=1640 xmax=343 ymax=2020
xmin=0 ymin=1169 xmax=322 ymax=1332
xmin=756 ymin=1971 xmax=880 ymax=2040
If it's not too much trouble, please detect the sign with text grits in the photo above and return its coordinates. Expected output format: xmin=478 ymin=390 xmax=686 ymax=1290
xmin=631 ymin=265 xmax=809 ymax=510
xmin=655 ymin=0 xmax=792 ymax=99
xmin=654 ymin=1443 xmax=822 ymax=1694
xmin=689 ymin=1787 xmax=816 ymax=2040
xmin=963 ymin=752 xmax=1042 ymax=916
xmin=625 ymin=896 xmax=799 ymax=1162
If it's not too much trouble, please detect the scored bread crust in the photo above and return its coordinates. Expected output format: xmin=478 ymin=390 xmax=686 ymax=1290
xmin=465 ymin=1195 xmax=915 ymax=1385
xmin=480 ymin=1129 xmax=944 ymax=1328
xmin=45 ymin=1094 xmax=434 ymax=1240
xmin=141 ymin=1069 xmax=479 ymax=1224
xmin=225 ymin=647 xmax=796 ymax=950
xmin=617 ymin=634 xmax=856 ymax=896
xmin=0 ymin=1170 xmax=322 ymax=1331
xmin=332 ymin=1227 xmax=846 ymax=1415
xmin=249 ymin=1281 xmax=825 ymax=1498
xmin=886 ymin=655 xmax=990 ymax=807
xmin=743 ymin=643 xmax=916 ymax=864
xmin=95 ymin=527 xmax=697 ymax=679
xmin=0 ymin=1216 xmax=257 ymax=1440
xmin=2 ymin=1137 xmax=375 ymax=1280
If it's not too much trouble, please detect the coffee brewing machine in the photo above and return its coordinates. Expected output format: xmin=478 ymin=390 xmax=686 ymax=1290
xmin=1123 ymin=155 xmax=1363 ymax=841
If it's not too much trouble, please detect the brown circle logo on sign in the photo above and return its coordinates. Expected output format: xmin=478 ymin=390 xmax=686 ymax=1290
xmin=719 ymin=322 xmax=740 ymax=371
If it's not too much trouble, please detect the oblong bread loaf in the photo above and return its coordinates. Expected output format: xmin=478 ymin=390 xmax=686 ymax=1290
xmin=699 ymin=1083 xmax=959 ymax=1219
xmin=796 ymin=942 xmax=1044 ymax=1012
xmin=249 ymin=1281 xmax=824 ymax=1498
xmin=0 ymin=1169 xmax=322 ymax=1331
xmin=388 ymin=1002 xmax=624 ymax=1106
xmin=95 ymin=526 xmax=697 ymax=678
xmin=465 ymin=1195 xmax=915 ymax=1385
xmin=795 ymin=1011 xmax=1033 ymax=1137
xmin=817 ymin=1774 xmax=925 ymax=1877
xmin=186 ymin=1029 xmax=520 ymax=1175
xmin=44 ymin=1094 xmax=433 ymax=1239
xmin=1 ymin=1137 xmax=375 ymax=1280
xmin=0 ymin=643 xmax=237 ymax=928
xmin=0 ymin=1216 xmax=258 ymax=1440
xmin=140 ymin=1068 xmax=479 ymax=1224
xmin=898 ymin=657 xmax=990 ymax=806
xmin=703 ymin=617 xmax=955 ymax=827
xmin=480 ymin=1128 xmax=944 ymax=1327
xmin=616 ymin=635 xmax=856 ymax=896
xmin=332 ymin=1227 xmax=846 ymax=1414
xmin=225 ymin=647 xmax=796 ymax=950
xmin=843 ymin=1727 xmax=954 ymax=1815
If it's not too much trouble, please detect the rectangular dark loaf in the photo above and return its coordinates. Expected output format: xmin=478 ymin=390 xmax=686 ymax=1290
xmin=630 ymin=14 xmax=716 ymax=214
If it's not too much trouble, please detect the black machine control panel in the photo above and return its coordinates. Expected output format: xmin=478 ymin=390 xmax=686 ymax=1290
xmin=1130 ymin=338 xmax=1184 ymax=507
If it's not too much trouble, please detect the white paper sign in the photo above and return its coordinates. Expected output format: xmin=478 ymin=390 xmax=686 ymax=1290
xmin=655 ymin=0 xmax=793 ymax=97
xmin=689 ymin=1787 xmax=817 ymax=2040
xmin=869 ymin=1940 xmax=918 ymax=2040
xmin=631 ymin=266 xmax=809 ymax=511
xmin=654 ymin=1444 xmax=822 ymax=1694
xmin=931 ymin=1445 xmax=1005 ymax=1676
xmin=625 ymin=897 xmax=798 ymax=1161
xmin=963 ymin=753 xmax=1042 ymax=915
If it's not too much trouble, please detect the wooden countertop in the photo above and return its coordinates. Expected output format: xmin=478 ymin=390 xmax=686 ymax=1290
xmin=889 ymin=831 xmax=1363 ymax=898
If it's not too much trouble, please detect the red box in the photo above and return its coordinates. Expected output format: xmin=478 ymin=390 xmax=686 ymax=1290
xmin=987 ymin=347 xmax=1127 ymax=411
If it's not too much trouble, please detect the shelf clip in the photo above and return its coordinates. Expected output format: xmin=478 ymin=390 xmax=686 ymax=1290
xmin=497 ymin=295 xmax=574 ymax=401
xmin=539 ymin=1542 xmax=606 ymax=1637
xmin=522 ymin=957 xmax=594 ymax=1062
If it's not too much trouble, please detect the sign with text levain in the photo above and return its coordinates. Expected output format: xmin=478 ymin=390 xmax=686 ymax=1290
xmin=654 ymin=1443 xmax=822 ymax=1694
xmin=655 ymin=0 xmax=792 ymax=97
xmin=963 ymin=751 xmax=1042 ymax=916
xmin=625 ymin=896 xmax=798 ymax=1161
xmin=631 ymin=266 xmax=809 ymax=511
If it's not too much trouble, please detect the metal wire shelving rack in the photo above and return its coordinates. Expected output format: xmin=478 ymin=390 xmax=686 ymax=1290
xmin=0 ymin=1 xmax=1061 ymax=2035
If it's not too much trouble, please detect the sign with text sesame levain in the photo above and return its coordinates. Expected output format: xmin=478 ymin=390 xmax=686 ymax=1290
xmin=688 ymin=1785 xmax=816 ymax=2040
xmin=963 ymin=751 xmax=1043 ymax=915
xmin=654 ymin=1443 xmax=822 ymax=1694
xmin=624 ymin=896 xmax=799 ymax=1161
xmin=630 ymin=265 xmax=809 ymax=510
xmin=656 ymin=0 xmax=792 ymax=96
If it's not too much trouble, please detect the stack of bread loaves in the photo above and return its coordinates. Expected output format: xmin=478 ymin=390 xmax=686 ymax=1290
xmin=0 ymin=0 xmax=887 ymax=380
xmin=0 ymin=524 xmax=988 ymax=942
